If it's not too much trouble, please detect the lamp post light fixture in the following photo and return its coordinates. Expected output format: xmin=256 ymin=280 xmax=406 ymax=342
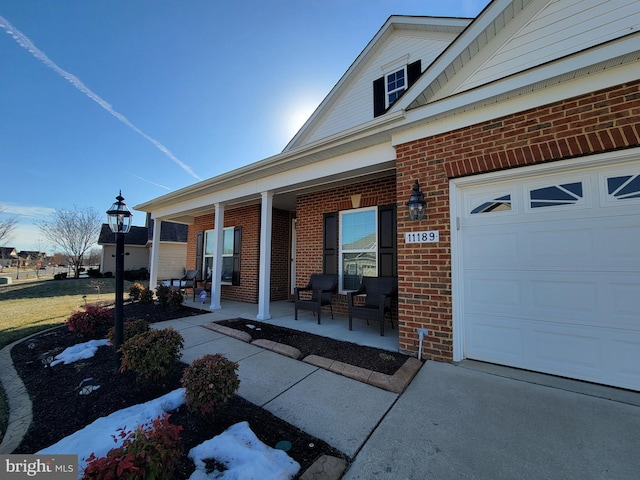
xmin=406 ymin=180 xmax=427 ymax=221
xmin=106 ymin=191 xmax=132 ymax=369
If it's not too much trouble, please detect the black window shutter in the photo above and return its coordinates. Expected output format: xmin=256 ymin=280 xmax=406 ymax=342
xmin=407 ymin=60 xmax=422 ymax=87
xmin=373 ymin=77 xmax=385 ymax=118
xmin=378 ymin=204 xmax=397 ymax=277
xmin=232 ymin=227 xmax=242 ymax=286
xmin=195 ymin=231 xmax=203 ymax=280
xmin=323 ymin=212 xmax=337 ymax=274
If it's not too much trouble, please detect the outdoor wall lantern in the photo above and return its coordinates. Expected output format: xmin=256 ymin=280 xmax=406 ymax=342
xmin=106 ymin=191 xmax=132 ymax=369
xmin=406 ymin=180 xmax=426 ymax=221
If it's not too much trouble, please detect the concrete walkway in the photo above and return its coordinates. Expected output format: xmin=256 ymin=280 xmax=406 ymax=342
xmin=3 ymin=301 xmax=640 ymax=480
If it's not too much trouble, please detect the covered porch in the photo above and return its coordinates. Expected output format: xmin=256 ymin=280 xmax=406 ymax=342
xmin=182 ymin=298 xmax=399 ymax=353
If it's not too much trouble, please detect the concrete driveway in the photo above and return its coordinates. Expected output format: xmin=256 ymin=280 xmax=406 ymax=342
xmin=344 ymin=361 xmax=640 ymax=480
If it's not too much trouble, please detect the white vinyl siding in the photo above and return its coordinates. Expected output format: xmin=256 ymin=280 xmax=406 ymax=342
xmin=155 ymin=243 xmax=187 ymax=281
xmin=302 ymin=31 xmax=455 ymax=145
xmin=452 ymin=0 xmax=640 ymax=95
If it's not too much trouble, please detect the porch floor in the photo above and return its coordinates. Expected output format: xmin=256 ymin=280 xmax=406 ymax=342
xmin=182 ymin=298 xmax=399 ymax=352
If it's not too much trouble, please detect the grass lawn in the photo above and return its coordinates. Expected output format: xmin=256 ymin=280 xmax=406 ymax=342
xmin=0 ymin=277 xmax=138 ymax=350
xmin=0 ymin=276 xmax=137 ymax=444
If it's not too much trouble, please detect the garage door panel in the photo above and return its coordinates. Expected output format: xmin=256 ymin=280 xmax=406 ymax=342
xmin=530 ymin=279 xmax=598 ymax=314
xmin=459 ymin=159 xmax=640 ymax=390
xmin=465 ymin=316 xmax=524 ymax=359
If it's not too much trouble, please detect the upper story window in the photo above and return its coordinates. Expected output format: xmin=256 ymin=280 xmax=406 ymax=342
xmin=386 ymin=67 xmax=406 ymax=108
xmin=373 ymin=59 xmax=422 ymax=118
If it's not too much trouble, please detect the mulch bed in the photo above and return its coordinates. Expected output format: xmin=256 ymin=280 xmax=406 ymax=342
xmin=9 ymin=302 xmax=345 ymax=478
xmin=216 ymin=319 xmax=409 ymax=376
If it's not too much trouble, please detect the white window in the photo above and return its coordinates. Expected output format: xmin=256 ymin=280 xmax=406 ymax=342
xmin=386 ymin=66 xmax=406 ymax=108
xmin=203 ymin=227 xmax=235 ymax=284
xmin=339 ymin=207 xmax=377 ymax=291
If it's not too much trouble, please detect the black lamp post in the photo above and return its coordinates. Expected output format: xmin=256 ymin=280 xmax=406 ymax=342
xmin=106 ymin=191 xmax=132 ymax=368
xmin=406 ymin=180 xmax=427 ymax=221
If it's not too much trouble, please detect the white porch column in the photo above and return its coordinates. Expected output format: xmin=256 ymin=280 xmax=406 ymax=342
xmin=209 ymin=203 xmax=224 ymax=310
xmin=149 ymin=218 xmax=162 ymax=288
xmin=257 ymin=191 xmax=273 ymax=320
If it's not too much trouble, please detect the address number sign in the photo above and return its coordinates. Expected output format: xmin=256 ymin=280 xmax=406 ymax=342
xmin=405 ymin=231 xmax=439 ymax=243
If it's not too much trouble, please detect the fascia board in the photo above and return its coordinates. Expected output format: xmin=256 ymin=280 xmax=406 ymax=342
xmin=135 ymin=110 xmax=404 ymax=214
xmin=392 ymin=37 xmax=640 ymax=147
xmin=143 ymin=142 xmax=396 ymax=221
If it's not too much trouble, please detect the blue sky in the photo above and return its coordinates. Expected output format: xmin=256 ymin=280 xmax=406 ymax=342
xmin=0 ymin=0 xmax=488 ymax=252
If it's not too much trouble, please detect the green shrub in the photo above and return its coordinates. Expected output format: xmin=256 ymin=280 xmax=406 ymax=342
xmin=155 ymin=285 xmax=171 ymax=308
xmin=124 ymin=268 xmax=149 ymax=282
xmin=86 ymin=269 xmax=103 ymax=278
xmin=107 ymin=319 xmax=150 ymax=344
xmin=82 ymin=414 xmax=182 ymax=480
xmin=119 ymin=328 xmax=184 ymax=384
xmin=155 ymin=285 xmax=183 ymax=310
xmin=181 ymin=354 xmax=240 ymax=419
xmin=139 ymin=287 xmax=154 ymax=304
xmin=66 ymin=305 xmax=113 ymax=337
xmin=167 ymin=289 xmax=184 ymax=310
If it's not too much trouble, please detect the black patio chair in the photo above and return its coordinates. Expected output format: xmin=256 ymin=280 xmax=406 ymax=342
xmin=347 ymin=276 xmax=398 ymax=336
xmin=294 ymin=274 xmax=338 ymax=324
xmin=170 ymin=269 xmax=199 ymax=301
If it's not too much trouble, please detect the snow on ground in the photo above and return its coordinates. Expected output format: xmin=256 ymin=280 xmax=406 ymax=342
xmin=50 ymin=339 xmax=110 ymax=366
xmin=188 ymin=421 xmax=300 ymax=480
xmin=37 ymin=339 xmax=300 ymax=479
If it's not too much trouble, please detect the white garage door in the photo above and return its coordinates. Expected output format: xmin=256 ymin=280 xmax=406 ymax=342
xmin=458 ymin=159 xmax=640 ymax=390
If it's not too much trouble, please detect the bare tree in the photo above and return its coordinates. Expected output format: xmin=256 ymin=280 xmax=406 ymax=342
xmin=37 ymin=207 xmax=102 ymax=278
xmin=0 ymin=205 xmax=19 ymax=246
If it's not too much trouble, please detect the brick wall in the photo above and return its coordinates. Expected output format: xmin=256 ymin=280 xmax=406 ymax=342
xmin=395 ymin=80 xmax=640 ymax=360
xmin=187 ymin=205 xmax=291 ymax=303
xmin=295 ymin=175 xmax=398 ymax=317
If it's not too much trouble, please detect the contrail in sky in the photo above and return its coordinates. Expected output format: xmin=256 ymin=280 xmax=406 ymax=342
xmin=0 ymin=15 xmax=201 ymax=181
xmin=132 ymin=174 xmax=172 ymax=190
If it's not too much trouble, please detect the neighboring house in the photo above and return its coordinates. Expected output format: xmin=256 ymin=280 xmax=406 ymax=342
xmin=98 ymin=216 xmax=188 ymax=280
xmin=17 ymin=251 xmax=46 ymax=268
xmin=135 ymin=0 xmax=640 ymax=391
xmin=0 ymin=247 xmax=18 ymax=268
xmin=98 ymin=225 xmax=149 ymax=275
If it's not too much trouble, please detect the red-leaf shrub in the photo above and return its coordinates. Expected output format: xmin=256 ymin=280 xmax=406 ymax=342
xmin=119 ymin=328 xmax=184 ymax=383
xmin=66 ymin=305 xmax=113 ymax=337
xmin=82 ymin=414 xmax=182 ymax=480
xmin=181 ymin=354 xmax=240 ymax=418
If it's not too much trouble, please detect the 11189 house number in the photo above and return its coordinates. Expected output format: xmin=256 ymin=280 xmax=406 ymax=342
xmin=405 ymin=231 xmax=439 ymax=243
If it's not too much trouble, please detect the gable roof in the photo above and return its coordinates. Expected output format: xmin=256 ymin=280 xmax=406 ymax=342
xmin=394 ymin=0 xmax=640 ymax=114
xmin=284 ymin=15 xmax=471 ymax=151
xmin=98 ymin=224 xmax=149 ymax=246
xmin=135 ymin=0 xmax=640 ymax=224
xmin=98 ymin=220 xmax=189 ymax=246
xmin=0 ymin=247 xmax=18 ymax=258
